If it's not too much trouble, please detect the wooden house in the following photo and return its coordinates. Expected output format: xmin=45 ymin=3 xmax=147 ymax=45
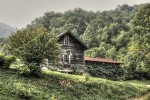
xmin=57 ymin=31 xmax=87 ymax=69
xmin=56 ymin=31 xmax=123 ymax=74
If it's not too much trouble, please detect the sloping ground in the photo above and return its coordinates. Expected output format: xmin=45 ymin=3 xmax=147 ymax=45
xmin=0 ymin=68 xmax=150 ymax=100
xmin=145 ymin=94 xmax=150 ymax=100
xmin=129 ymin=93 xmax=150 ymax=100
xmin=128 ymin=85 xmax=150 ymax=100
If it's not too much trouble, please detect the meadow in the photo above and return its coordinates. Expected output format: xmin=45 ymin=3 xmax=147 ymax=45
xmin=0 ymin=68 xmax=150 ymax=100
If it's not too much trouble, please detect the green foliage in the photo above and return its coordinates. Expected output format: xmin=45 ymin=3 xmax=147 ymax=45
xmin=50 ymin=67 xmax=59 ymax=71
xmin=4 ymin=55 xmax=16 ymax=69
xmin=124 ymin=3 xmax=150 ymax=79
xmin=72 ymin=65 xmax=82 ymax=75
xmin=145 ymin=94 xmax=150 ymax=100
xmin=86 ymin=62 xmax=124 ymax=80
xmin=0 ymin=38 xmax=6 ymax=53
xmin=83 ymin=72 xmax=90 ymax=82
xmin=0 ymin=53 xmax=16 ymax=69
xmin=85 ymin=47 xmax=107 ymax=58
xmin=0 ymin=68 xmax=149 ymax=100
xmin=81 ymin=25 xmax=99 ymax=48
xmin=0 ymin=53 xmax=5 ymax=66
xmin=24 ymin=4 xmax=149 ymax=79
xmin=7 ymin=26 xmax=60 ymax=76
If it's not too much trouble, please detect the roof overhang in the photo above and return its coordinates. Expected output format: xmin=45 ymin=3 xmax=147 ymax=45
xmin=84 ymin=57 xmax=123 ymax=64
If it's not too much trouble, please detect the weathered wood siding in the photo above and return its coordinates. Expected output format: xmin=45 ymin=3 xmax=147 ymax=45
xmin=58 ymin=34 xmax=86 ymax=66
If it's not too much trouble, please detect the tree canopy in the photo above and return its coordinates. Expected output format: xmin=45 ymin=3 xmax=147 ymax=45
xmin=7 ymin=26 xmax=60 ymax=76
xmin=125 ymin=3 xmax=150 ymax=79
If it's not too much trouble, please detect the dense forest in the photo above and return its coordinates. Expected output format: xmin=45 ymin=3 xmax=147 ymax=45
xmin=26 ymin=4 xmax=138 ymax=59
xmin=0 ymin=3 xmax=150 ymax=79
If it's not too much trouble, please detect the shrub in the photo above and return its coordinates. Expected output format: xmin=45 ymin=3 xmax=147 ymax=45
xmin=27 ymin=62 xmax=42 ymax=78
xmin=123 ymin=61 xmax=150 ymax=80
xmin=86 ymin=61 xmax=125 ymax=80
xmin=0 ymin=54 xmax=16 ymax=69
xmin=4 ymin=55 xmax=16 ymax=69
xmin=50 ymin=67 xmax=59 ymax=71
xmin=7 ymin=26 xmax=60 ymax=76
xmin=144 ymin=71 xmax=150 ymax=80
xmin=72 ymin=65 xmax=83 ymax=75
xmin=83 ymin=73 xmax=90 ymax=81
xmin=0 ymin=53 xmax=5 ymax=67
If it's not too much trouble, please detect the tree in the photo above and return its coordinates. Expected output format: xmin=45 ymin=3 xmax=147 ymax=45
xmin=81 ymin=25 xmax=99 ymax=48
xmin=106 ymin=46 xmax=117 ymax=60
xmin=125 ymin=3 xmax=150 ymax=79
xmin=7 ymin=26 xmax=60 ymax=76
xmin=85 ymin=47 xmax=106 ymax=58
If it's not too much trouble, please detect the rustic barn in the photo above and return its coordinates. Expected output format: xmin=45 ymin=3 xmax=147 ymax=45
xmin=57 ymin=31 xmax=87 ymax=69
xmin=56 ymin=31 xmax=124 ymax=77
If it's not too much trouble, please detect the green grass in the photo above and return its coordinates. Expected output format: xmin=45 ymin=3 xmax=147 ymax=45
xmin=145 ymin=94 xmax=150 ymax=100
xmin=0 ymin=68 xmax=150 ymax=100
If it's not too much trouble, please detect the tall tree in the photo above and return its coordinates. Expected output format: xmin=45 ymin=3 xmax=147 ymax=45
xmin=81 ymin=25 xmax=99 ymax=48
xmin=126 ymin=3 xmax=150 ymax=79
xmin=7 ymin=26 xmax=60 ymax=76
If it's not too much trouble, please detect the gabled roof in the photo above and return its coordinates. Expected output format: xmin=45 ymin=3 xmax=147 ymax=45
xmin=84 ymin=57 xmax=123 ymax=64
xmin=57 ymin=31 xmax=88 ymax=49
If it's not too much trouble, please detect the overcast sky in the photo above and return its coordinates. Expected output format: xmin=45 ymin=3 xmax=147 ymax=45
xmin=0 ymin=0 xmax=149 ymax=29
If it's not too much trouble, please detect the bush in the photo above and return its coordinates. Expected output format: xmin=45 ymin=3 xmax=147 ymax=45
xmin=27 ymin=63 xmax=42 ymax=78
xmin=0 ymin=54 xmax=5 ymax=67
xmin=50 ymin=67 xmax=59 ymax=71
xmin=123 ymin=61 xmax=150 ymax=80
xmin=86 ymin=62 xmax=125 ymax=80
xmin=72 ymin=65 xmax=83 ymax=75
xmin=4 ymin=55 xmax=16 ymax=69
xmin=83 ymin=73 xmax=90 ymax=81
xmin=7 ymin=26 xmax=60 ymax=77
xmin=0 ymin=54 xmax=16 ymax=69
xmin=144 ymin=71 xmax=150 ymax=80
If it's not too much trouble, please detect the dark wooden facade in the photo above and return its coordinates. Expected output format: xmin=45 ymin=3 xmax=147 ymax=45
xmin=57 ymin=31 xmax=87 ymax=68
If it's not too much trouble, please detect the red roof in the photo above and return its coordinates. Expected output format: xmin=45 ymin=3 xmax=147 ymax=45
xmin=84 ymin=57 xmax=123 ymax=64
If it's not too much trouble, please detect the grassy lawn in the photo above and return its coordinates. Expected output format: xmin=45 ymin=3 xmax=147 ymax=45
xmin=0 ymin=68 xmax=150 ymax=100
xmin=145 ymin=94 xmax=150 ymax=100
xmin=126 ymin=80 xmax=150 ymax=86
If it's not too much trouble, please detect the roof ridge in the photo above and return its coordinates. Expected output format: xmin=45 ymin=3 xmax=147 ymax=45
xmin=57 ymin=31 xmax=88 ymax=49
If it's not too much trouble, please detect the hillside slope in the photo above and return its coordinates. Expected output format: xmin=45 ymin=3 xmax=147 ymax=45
xmin=0 ymin=68 xmax=149 ymax=100
xmin=0 ymin=22 xmax=16 ymax=38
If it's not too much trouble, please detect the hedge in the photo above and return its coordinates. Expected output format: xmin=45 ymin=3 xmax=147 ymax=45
xmin=85 ymin=61 xmax=124 ymax=80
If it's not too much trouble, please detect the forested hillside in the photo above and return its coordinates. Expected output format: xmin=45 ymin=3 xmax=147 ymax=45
xmin=26 ymin=4 xmax=138 ymax=59
xmin=21 ymin=3 xmax=150 ymax=79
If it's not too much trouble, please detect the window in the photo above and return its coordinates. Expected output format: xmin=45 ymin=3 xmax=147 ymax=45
xmin=64 ymin=36 xmax=69 ymax=45
xmin=64 ymin=54 xmax=69 ymax=64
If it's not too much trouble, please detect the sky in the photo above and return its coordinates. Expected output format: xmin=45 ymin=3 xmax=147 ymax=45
xmin=0 ymin=0 xmax=149 ymax=29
